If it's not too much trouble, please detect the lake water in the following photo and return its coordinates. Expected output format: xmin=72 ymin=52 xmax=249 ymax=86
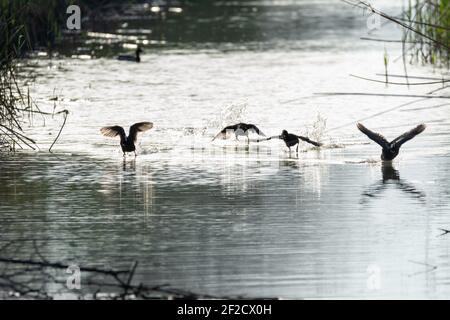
xmin=1 ymin=0 xmax=450 ymax=299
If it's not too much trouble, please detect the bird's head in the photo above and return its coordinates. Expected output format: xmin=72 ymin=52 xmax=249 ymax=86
xmin=281 ymin=130 xmax=288 ymax=137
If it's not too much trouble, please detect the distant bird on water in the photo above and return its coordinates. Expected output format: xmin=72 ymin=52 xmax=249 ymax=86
xmin=357 ymin=123 xmax=426 ymax=161
xmin=118 ymin=46 xmax=142 ymax=63
xmin=261 ymin=130 xmax=322 ymax=153
xmin=100 ymin=122 xmax=153 ymax=156
xmin=212 ymin=123 xmax=265 ymax=143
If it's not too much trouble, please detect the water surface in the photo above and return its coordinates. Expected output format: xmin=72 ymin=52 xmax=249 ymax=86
xmin=2 ymin=0 xmax=450 ymax=299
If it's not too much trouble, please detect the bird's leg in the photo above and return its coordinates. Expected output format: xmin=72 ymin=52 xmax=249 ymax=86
xmin=134 ymin=151 xmax=137 ymax=157
xmin=296 ymin=144 xmax=299 ymax=154
xmin=247 ymin=135 xmax=250 ymax=144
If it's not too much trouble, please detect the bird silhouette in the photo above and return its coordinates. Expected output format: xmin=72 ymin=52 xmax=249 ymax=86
xmin=357 ymin=123 xmax=426 ymax=161
xmin=101 ymin=122 xmax=153 ymax=156
xmin=118 ymin=46 xmax=142 ymax=63
xmin=212 ymin=123 xmax=265 ymax=143
xmin=261 ymin=130 xmax=322 ymax=153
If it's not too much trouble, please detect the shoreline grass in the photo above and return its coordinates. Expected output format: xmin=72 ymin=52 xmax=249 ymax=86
xmin=0 ymin=0 xmax=92 ymax=151
xmin=405 ymin=0 xmax=450 ymax=67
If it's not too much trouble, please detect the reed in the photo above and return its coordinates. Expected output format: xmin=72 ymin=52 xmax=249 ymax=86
xmin=405 ymin=0 xmax=450 ymax=67
xmin=0 ymin=0 xmax=74 ymax=151
xmin=345 ymin=0 xmax=450 ymax=67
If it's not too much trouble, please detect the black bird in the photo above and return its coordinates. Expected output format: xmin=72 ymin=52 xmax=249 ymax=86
xmin=118 ymin=46 xmax=142 ymax=63
xmin=357 ymin=123 xmax=426 ymax=161
xmin=100 ymin=122 xmax=153 ymax=156
xmin=263 ymin=130 xmax=322 ymax=153
xmin=212 ymin=123 xmax=265 ymax=143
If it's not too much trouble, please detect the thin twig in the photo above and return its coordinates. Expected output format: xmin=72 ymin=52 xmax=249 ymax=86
xmin=343 ymin=0 xmax=450 ymax=50
xmin=375 ymin=73 xmax=449 ymax=81
xmin=0 ymin=257 xmax=129 ymax=276
xmin=122 ymin=261 xmax=138 ymax=299
xmin=49 ymin=110 xmax=68 ymax=153
xmin=360 ymin=37 xmax=422 ymax=44
xmin=324 ymin=98 xmax=428 ymax=133
xmin=350 ymin=74 xmax=450 ymax=85
xmin=315 ymin=92 xmax=450 ymax=99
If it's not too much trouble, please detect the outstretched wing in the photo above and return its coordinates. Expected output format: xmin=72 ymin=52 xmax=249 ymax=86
xmin=390 ymin=124 xmax=426 ymax=148
xmin=296 ymin=135 xmax=322 ymax=147
xmin=100 ymin=126 xmax=126 ymax=143
xmin=212 ymin=125 xmax=237 ymax=141
xmin=247 ymin=124 xmax=265 ymax=137
xmin=256 ymin=136 xmax=278 ymax=143
xmin=357 ymin=123 xmax=390 ymax=149
xmin=129 ymin=122 xmax=153 ymax=143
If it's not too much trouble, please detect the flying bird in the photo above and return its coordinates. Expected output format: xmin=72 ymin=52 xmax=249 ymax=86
xmin=212 ymin=123 xmax=265 ymax=143
xmin=261 ymin=130 xmax=322 ymax=153
xmin=100 ymin=122 xmax=153 ymax=156
xmin=357 ymin=123 xmax=426 ymax=161
xmin=118 ymin=46 xmax=142 ymax=63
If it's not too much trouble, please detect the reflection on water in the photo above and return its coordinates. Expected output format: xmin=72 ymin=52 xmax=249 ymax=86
xmin=60 ymin=0 xmax=381 ymax=55
xmin=1 ymin=148 xmax=450 ymax=299
xmin=2 ymin=0 xmax=450 ymax=299
xmin=361 ymin=162 xmax=426 ymax=205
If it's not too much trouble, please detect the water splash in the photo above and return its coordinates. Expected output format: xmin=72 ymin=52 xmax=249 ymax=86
xmin=202 ymin=101 xmax=249 ymax=137
xmin=301 ymin=112 xmax=327 ymax=146
xmin=155 ymin=102 xmax=249 ymax=150
xmin=210 ymin=101 xmax=248 ymax=129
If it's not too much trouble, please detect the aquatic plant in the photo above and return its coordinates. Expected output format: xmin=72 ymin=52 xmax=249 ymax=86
xmin=0 ymin=0 xmax=91 ymax=151
xmin=0 ymin=0 xmax=165 ymax=151
xmin=345 ymin=0 xmax=450 ymax=67
xmin=404 ymin=0 xmax=450 ymax=67
xmin=0 ymin=0 xmax=63 ymax=150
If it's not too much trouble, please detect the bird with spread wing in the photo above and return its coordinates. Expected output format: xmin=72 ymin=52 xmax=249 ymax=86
xmin=100 ymin=122 xmax=153 ymax=156
xmin=212 ymin=123 xmax=265 ymax=143
xmin=357 ymin=123 xmax=426 ymax=161
xmin=259 ymin=130 xmax=322 ymax=153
